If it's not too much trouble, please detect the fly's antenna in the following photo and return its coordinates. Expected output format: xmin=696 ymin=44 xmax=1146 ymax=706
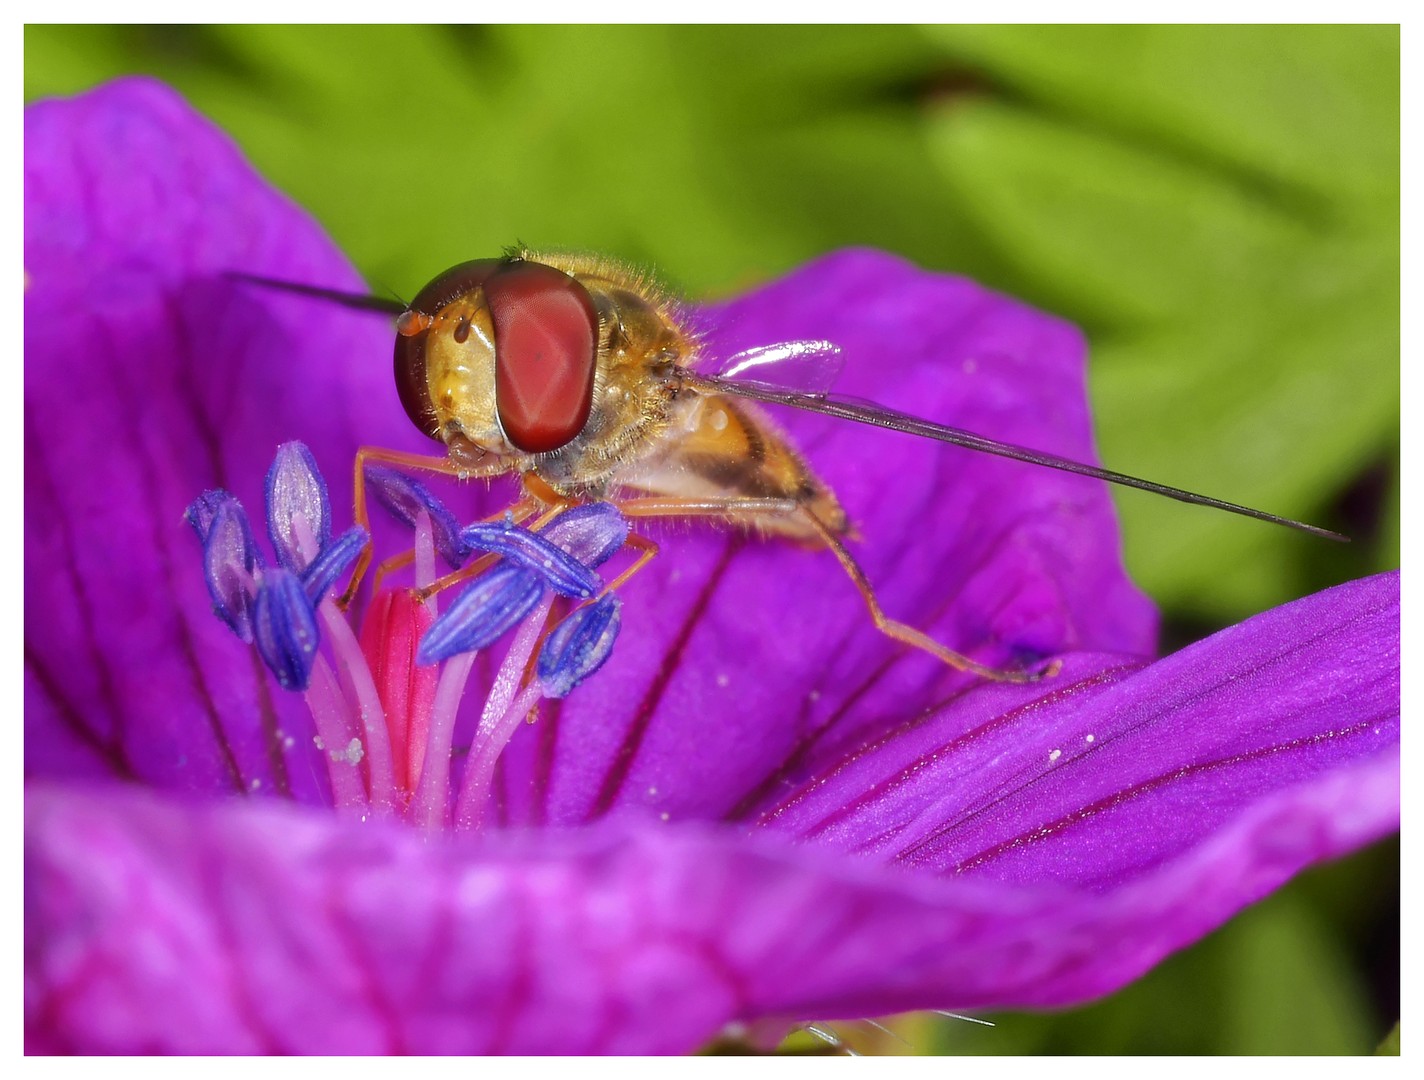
xmin=227 ymin=271 xmax=409 ymax=316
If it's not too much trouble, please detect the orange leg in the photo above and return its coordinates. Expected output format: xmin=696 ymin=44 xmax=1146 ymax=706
xmin=405 ymin=469 xmax=589 ymax=603
xmin=518 ymin=531 xmax=661 ymax=677
xmin=598 ymin=532 xmax=659 ymax=597
xmin=411 ymin=502 xmax=566 ymax=603
xmin=511 ymin=532 xmax=661 ymax=722
xmin=413 ymin=552 xmax=499 ymax=603
xmin=371 ymin=499 xmax=543 ymax=598
xmin=617 ymin=496 xmax=799 ymax=519
xmin=616 ymin=495 xmax=1054 ymax=684
xmin=796 ymin=507 xmax=1057 ymax=684
xmin=518 ymin=597 xmax=567 ymax=725
xmin=338 ymin=445 xmax=517 ymax=608
xmin=433 ymin=522 xmax=647 ymax=728
xmin=369 ymin=549 xmax=415 ymax=598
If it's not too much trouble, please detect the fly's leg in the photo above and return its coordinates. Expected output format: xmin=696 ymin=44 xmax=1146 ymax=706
xmin=517 ymin=530 xmax=658 ymax=682
xmin=617 ymin=496 xmax=802 ymax=519
xmin=375 ymin=498 xmax=539 ymax=602
xmin=339 ymin=445 xmax=516 ymax=608
xmin=507 ymin=531 xmax=662 ymax=728
xmin=394 ymin=465 xmax=606 ymax=604
xmin=598 ymin=533 xmax=660 ymax=596
xmin=609 ymin=496 xmax=798 ymax=600
xmin=411 ymin=501 xmax=561 ymax=603
xmin=616 ymin=495 xmax=1055 ymax=684
xmin=405 ymin=467 xmax=589 ymax=603
xmin=369 ymin=549 xmax=415 ymax=598
xmin=795 ymin=507 xmax=1057 ymax=684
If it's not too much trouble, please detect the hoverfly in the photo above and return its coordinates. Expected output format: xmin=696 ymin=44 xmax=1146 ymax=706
xmin=235 ymin=248 xmax=1344 ymax=684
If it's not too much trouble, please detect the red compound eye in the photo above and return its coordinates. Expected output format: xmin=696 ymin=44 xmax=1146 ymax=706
xmin=393 ymin=259 xmax=503 ymax=441
xmin=485 ymin=261 xmax=599 ymax=454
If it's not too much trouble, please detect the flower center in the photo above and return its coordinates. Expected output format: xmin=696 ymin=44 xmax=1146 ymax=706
xmin=186 ymin=441 xmax=626 ymax=828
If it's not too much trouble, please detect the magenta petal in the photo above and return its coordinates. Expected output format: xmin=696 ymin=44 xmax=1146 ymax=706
xmin=25 ymin=79 xmax=409 ymax=799
xmin=754 ymin=573 xmax=1399 ymax=885
xmin=27 ymin=676 xmax=1395 ymax=1054
xmin=27 ymin=576 xmax=1397 ymax=1053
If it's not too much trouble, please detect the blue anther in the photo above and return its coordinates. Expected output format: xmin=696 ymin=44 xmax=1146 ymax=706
xmin=364 ymin=464 xmax=470 ymax=569
xmin=252 ymin=568 xmax=321 ymax=691
xmin=184 ymin=488 xmax=235 ymax=542
xmin=541 ymin=503 xmax=629 ymax=570
xmin=460 ymin=519 xmax=601 ymax=599
xmin=200 ymin=498 xmax=261 ymax=642
xmin=537 ymin=594 xmax=622 ymax=699
xmin=300 ymin=525 xmax=368 ymax=605
xmin=265 ymin=441 xmax=332 ymax=573
xmin=417 ymin=563 xmax=547 ymax=664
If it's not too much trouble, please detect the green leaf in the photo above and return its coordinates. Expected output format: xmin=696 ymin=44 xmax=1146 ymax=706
xmin=918 ymin=27 xmax=1397 ymax=620
xmin=920 ymin=25 xmax=1399 ymax=221
xmin=23 ymin=25 xmax=132 ymax=99
xmin=1375 ymin=453 xmax=1401 ymax=572
xmin=1377 ymin=1022 xmax=1400 ymax=1055
xmin=925 ymin=99 xmax=1315 ymax=327
xmin=1092 ymin=237 xmax=1398 ymax=616
xmin=1220 ymin=894 xmax=1376 ymax=1054
xmin=928 ymin=876 xmax=1381 ymax=1055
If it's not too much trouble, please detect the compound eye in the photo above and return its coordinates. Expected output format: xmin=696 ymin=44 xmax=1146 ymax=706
xmin=484 ymin=261 xmax=599 ymax=454
xmin=393 ymin=259 xmax=503 ymax=441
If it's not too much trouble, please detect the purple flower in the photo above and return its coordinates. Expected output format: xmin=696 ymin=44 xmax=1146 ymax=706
xmin=24 ymin=78 xmax=1399 ymax=1055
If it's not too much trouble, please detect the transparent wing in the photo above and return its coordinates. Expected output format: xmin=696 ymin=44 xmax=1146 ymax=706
xmin=698 ymin=339 xmax=846 ymax=395
xmin=681 ymin=369 xmax=1346 ymax=542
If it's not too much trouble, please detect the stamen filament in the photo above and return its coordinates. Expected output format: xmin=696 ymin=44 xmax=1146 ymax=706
xmin=319 ymin=599 xmax=397 ymax=814
xmin=406 ymin=510 xmax=439 ymax=790
xmin=453 ymin=597 xmax=553 ymax=831
xmin=413 ymin=510 xmax=437 ymax=595
xmin=303 ymin=654 xmax=367 ymax=813
xmin=455 ymin=683 xmax=544 ymax=832
xmin=410 ymin=650 xmax=479 ymax=829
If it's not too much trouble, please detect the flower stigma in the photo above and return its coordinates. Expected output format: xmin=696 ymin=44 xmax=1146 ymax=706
xmin=186 ymin=441 xmax=628 ymax=829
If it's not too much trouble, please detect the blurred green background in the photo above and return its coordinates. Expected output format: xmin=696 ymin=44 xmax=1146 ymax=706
xmin=25 ymin=24 xmax=1398 ymax=1055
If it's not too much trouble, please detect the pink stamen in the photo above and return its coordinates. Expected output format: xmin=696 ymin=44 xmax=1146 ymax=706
xmin=320 ymin=599 xmax=397 ymax=815
xmin=453 ymin=598 xmax=552 ymax=831
xmin=358 ymin=512 xmax=441 ymax=797
xmin=413 ymin=510 xmax=437 ymax=595
xmin=407 ymin=511 xmax=439 ymax=790
xmin=302 ymin=655 xmax=366 ymax=813
xmin=409 ymin=650 xmax=479 ymax=830
xmin=358 ymin=591 xmax=437 ymax=794
xmin=291 ymin=516 xmax=324 ymax=573
xmin=455 ymin=683 xmax=544 ymax=832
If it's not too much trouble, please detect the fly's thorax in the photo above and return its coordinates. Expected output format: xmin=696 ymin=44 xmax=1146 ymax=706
xmin=525 ymin=262 xmax=696 ymax=495
xmin=531 ymin=327 xmax=686 ymax=493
